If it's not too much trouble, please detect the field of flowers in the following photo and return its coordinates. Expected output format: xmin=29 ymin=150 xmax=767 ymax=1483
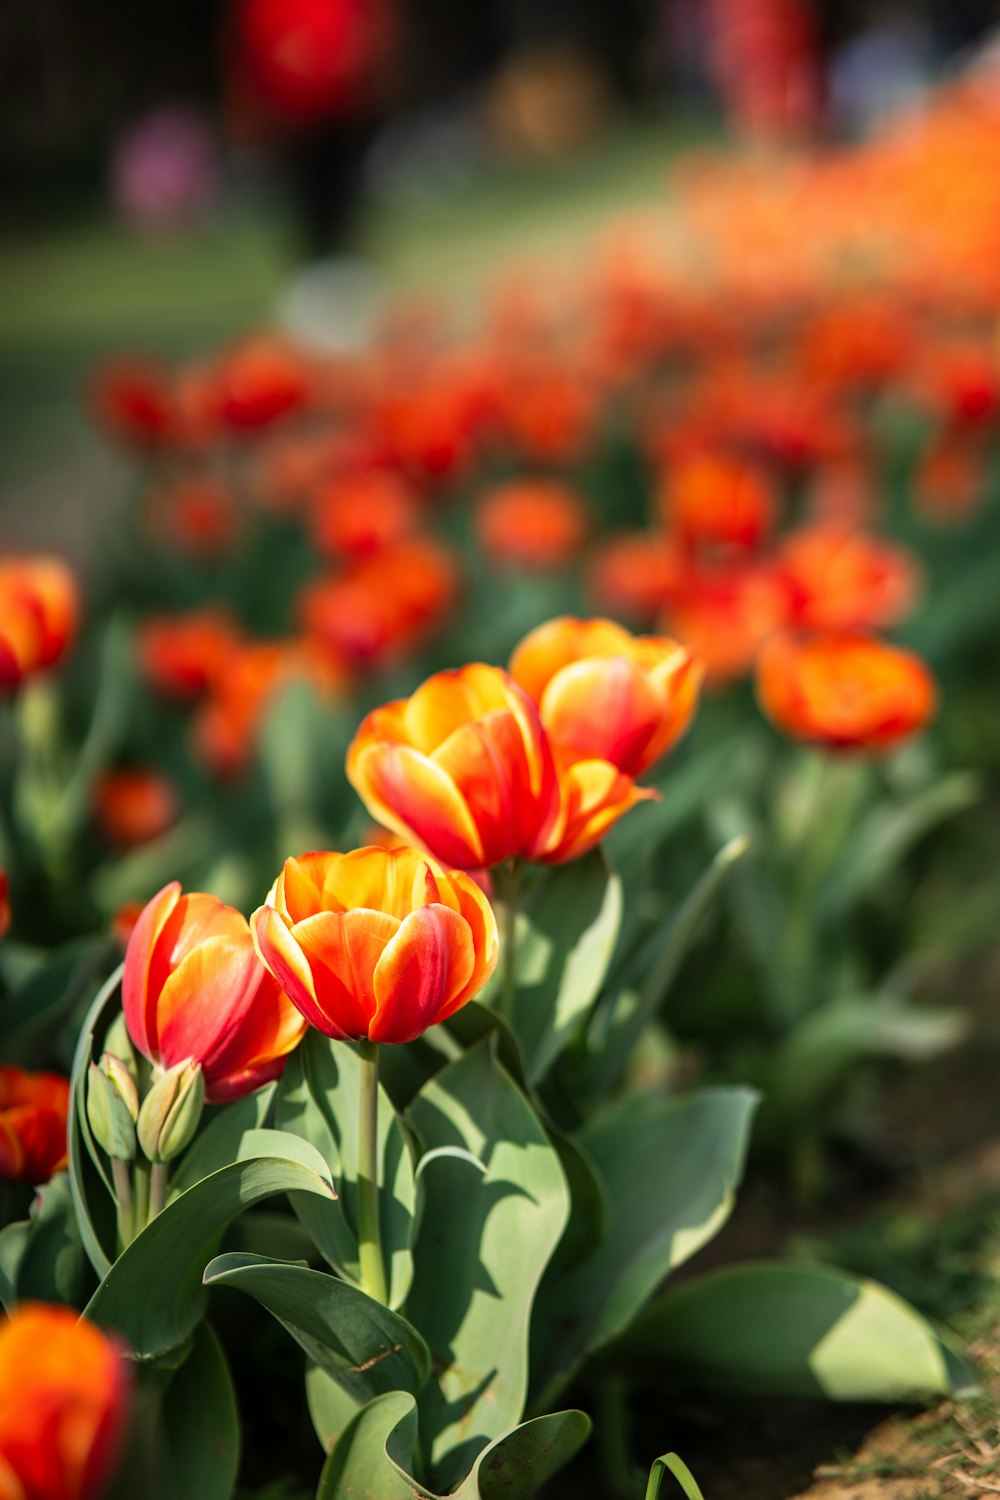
xmin=1 ymin=70 xmax=999 ymax=1500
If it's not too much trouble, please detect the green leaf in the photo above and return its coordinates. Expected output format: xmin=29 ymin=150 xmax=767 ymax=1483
xmin=315 ymin=1392 xmax=589 ymax=1500
xmin=645 ymin=1453 xmax=705 ymax=1500
xmin=820 ymin=772 xmax=980 ymax=923
xmin=489 ymin=851 xmax=622 ymax=1083
xmin=169 ymin=1087 xmax=276 ymax=1196
xmin=0 ymin=1222 xmax=29 ymax=1311
xmin=306 ymin=1364 xmax=362 ymax=1454
xmin=160 ymin=1322 xmax=240 ymax=1500
xmin=276 ymin=1033 xmax=415 ymax=1309
xmin=68 ymin=963 xmax=124 ymax=1278
xmin=404 ymin=1040 xmax=570 ymax=1492
xmin=586 ymin=836 xmax=749 ymax=1093
xmin=624 ymin=1261 xmax=972 ymax=1402
xmin=531 ymin=1087 xmax=758 ymax=1407
xmin=0 ymin=936 xmax=112 ymax=1063
xmin=14 ymin=1171 xmax=90 ymax=1306
xmin=84 ymin=1141 xmax=336 ymax=1361
xmin=203 ymin=1251 xmax=430 ymax=1402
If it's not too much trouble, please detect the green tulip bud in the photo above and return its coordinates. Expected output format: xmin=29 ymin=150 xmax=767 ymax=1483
xmin=137 ymin=1059 xmax=205 ymax=1164
xmin=103 ymin=1013 xmax=138 ymax=1080
xmin=87 ymin=1054 xmax=138 ymax=1162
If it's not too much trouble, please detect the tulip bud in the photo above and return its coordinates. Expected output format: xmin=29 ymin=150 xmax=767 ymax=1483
xmin=103 ymin=1013 xmax=139 ymax=1079
xmin=137 ymin=1059 xmax=204 ymax=1164
xmin=87 ymin=1055 xmax=138 ymax=1162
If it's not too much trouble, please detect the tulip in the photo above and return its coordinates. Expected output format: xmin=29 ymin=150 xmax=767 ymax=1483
xmin=87 ymin=1055 xmax=139 ymax=1163
xmin=92 ymin=769 xmax=179 ymax=849
xmin=778 ymin=525 xmax=919 ymax=634
xmin=0 ymin=1067 xmax=70 ymax=1184
xmin=755 ymin=632 xmax=937 ymax=752
xmin=661 ymin=453 xmax=776 ymax=552
xmin=0 ymin=557 xmax=78 ymax=691
xmin=510 ymin=617 xmax=701 ymax=779
xmin=136 ymin=609 xmax=240 ymax=700
xmin=136 ymin=1059 xmax=205 ymax=1164
xmin=251 ymin=845 xmax=499 ymax=1044
xmin=0 ymin=1304 xmax=130 ymax=1500
xmin=312 ymin=472 xmax=422 ymax=560
xmin=346 ymin=664 xmax=560 ymax=869
xmin=123 ymin=881 xmax=307 ymax=1104
xmin=475 ymin=480 xmax=588 ymax=572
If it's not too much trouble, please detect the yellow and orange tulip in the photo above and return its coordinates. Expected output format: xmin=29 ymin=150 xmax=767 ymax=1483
xmin=346 ymin=664 xmax=559 ymax=869
xmin=123 ymin=882 xmax=306 ymax=1103
xmin=0 ymin=1304 xmax=129 ymax=1500
xmin=251 ymin=846 xmax=498 ymax=1044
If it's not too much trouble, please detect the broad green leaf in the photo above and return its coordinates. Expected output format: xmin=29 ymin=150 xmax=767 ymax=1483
xmin=405 ymin=1041 xmax=570 ymax=1492
xmin=489 ymin=851 xmax=623 ymax=1083
xmin=306 ymin=1364 xmax=362 ymax=1453
xmin=203 ymin=1251 xmax=429 ymax=1402
xmin=586 ymin=836 xmax=749 ymax=1093
xmin=160 ymin=1322 xmax=240 ymax=1500
xmin=532 ymin=1087 xmax=757 ymax=1407
xmin=442 ymin=1000 xmax=529 ymax=1094
xmin=820 ymin=772 xmax=980 ymax=924
xmin=85 ymin=1143 xmax=335 ymax=1360
xmin=169 ymin=1086 xmax=276 ymax=1196
xmin=546 ymin=1125 xmax=607 ymax=1275
xmin=0 ymin=1222 xmax=29 ymax=1311
xmin=315 ymin=1391 xmax=589 ymax=1500
xmin=623 ymin=1261 xmax=972 ymax=1402
xmin=276 ymin=1033 xmax=415 ymax=1309
xmin=68 ymin=964 xmax=124 ymax=1278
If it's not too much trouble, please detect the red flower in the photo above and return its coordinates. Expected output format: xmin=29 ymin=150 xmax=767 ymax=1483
xmin=0 ymin=1068 xmax=70 ymax=1184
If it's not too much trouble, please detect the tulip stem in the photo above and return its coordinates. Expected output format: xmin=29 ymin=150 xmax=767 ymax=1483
xmin=132 ymin=1157 xmax=150 ymax=1238
xmin=496 ymin=859 xmax=523 ymax=1024
xmin=148 ymin=1163 xmax=169 ymax=1223
xmin=111 ymin=1158 xmax=134 ymax=1249
xmin=357 ymin=1039 xmax=388 ymax=1305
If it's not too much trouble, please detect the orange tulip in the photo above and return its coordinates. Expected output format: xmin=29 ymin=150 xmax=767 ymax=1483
xmin=312 ymin=471 xmax=422 ymax=559
xmin=661 ymin=453 xmax=776 ymax=552
xmin=92 ymin=769 xmax=179 ymax=849
xmin=214 ymin=336 xmax=310 ymax=431
xmin=251 ymin=846 xmax=498 ymax=1044
xmin=664 ymin=561 xmax=792 ymax=685
xmin=0 ymin=558 xmax=78 ymax=691
xmin=136 ymin=609 xmax=240 ymax=700
xmin=756 ymin=632 xmax=936 ymax=752
xmin=475 ymin=480 xmax=589 ymax=572
xmin=90 ymin=356 xmax=177 ymax=451
xmin=123 ymin=882 xmax=307 ymax=1103
xmin=0 ymin=1068 xmax=70 ymax=1184
xmin=778 ymin=525 xmax=919 ymax=634
xmin=586 ymin=532 xmax=683 ymax=623
xmin=347 ymin=664 xmax=559 ymax=869
xmin=0 ymin=1304 xmax=129 ymax=1500
xmin=510 ymin=617 xmax=701 ymax=778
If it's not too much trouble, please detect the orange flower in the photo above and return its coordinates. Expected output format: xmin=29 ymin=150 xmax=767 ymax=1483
xmin=510 ymin=617 xmax=701 ymax=778
xmin=214 ymin=336 xmax=310 ymax=431
xmin=251 ymin=846 xmax=498 ymax=1044
xmin=664 ymin=562 xmax=791 ymax=685
xmin=145 ymin=476 xmax=239 ymax=560
xmin=90 ymin=356 xmax=176 ymax=451
xmin=312 ymin=471 xmax=422 ymax=559
xmin=0 ymin=1304 xmax=130 ymax=1500
xmin=778 ymin=525 xmax=920 ymax=633
xmin=0 ymin=558 xmax=78 ymax=691
xmin=347 ymin=664 xmax=559 ymax=869
xmin=756 ymin=632 xmax=936 ymax=752
xmin=92 ymin=769 xmax=179 ymax=848
xmin=123 ymin=881 xmax=307 ymax=1103
xmin=661 ymin=453 xmax=776 ymax=552
xmin=0 ymin=1068 xmax=70 ymax=1184
xmin=475 ymin=480 xmax=589 ymax=572
xmin=586 ymin=532 xmax=683 ymax=623
xmin=136 ymin=609 xmax=240 ymax=700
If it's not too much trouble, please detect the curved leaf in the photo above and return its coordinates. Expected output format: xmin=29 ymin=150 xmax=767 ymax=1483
xmin=623 ymin=1261 xmax=973 ymax=1402
xmin=169 ymin=1087 xmax=276 ymax=1196
xmin=203 ymin=1251 xmax=429 ymax=1402
xmin=405 ymin=1040 xmax=570 ymax=1492
xmin=160 ymin=1322 xmax=240 ymax=1500
xmin=68 ymin=963 xmax=124 ymax=1278
xmin=531 ymin=1086 xmax=758 ymax=1408
xmin=84 ymin=1143 xmax=335 ymax=1360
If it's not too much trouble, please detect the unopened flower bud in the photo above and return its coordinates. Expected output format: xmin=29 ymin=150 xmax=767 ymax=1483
xmin=137 ymin=1059 xmax=204 ymax=1164
xmin=103 ymin=1013 xmax=138 ymax=1080
xmin=87 ymin=1054 xmax=138 ymax=1162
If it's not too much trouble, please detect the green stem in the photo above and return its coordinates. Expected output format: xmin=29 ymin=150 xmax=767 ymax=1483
xmin=496 ymin=859 xmax=523 ymax=1024
xmin=148 ymin=1162 xmax=169 ymax=1223
xmin=111 ymin=1158 xmax=134 ymax=1249
xmin=357 ymin=1039 xmax=387 ymax=1305
xmin=132 ymin=1157 xmax=151 ymax=1239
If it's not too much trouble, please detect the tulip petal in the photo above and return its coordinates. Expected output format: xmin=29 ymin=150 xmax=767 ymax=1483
xmin=293 ymin=909 xmax=400 ymax=1039
xmin=252 ymin=904 xmax=342 ymax=1039
xmin=541 ymin=760 xmax=658 ymax=863
xmin=540 ymin=657 xmax=664 ymax=775
xmin=155 ymin=935 xmax=264 ymax=1072
xmin=122 ymin=880 xmax=181 ymax=1062
xmin=349 ymin=742 xmax=485 ymax=868
xmin=371 ymin=904 xmax=475 ymax=1043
